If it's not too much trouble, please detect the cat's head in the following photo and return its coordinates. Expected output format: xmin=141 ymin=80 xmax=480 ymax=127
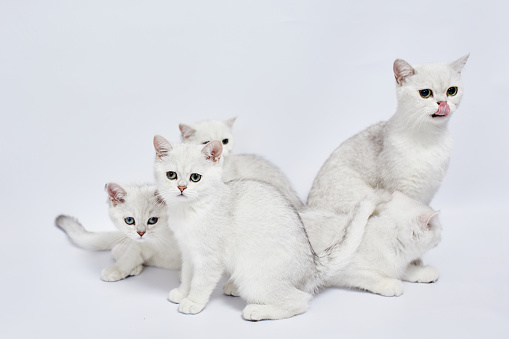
xmin=179 ymin=117 xmax=236 ymax=157
xmin=153 ymin=135 xmax=223 ymax=204
xmin=379 ymin=192 xmax=442 ymax=258
xmin=393 ymin=55 xmax=469 ymax=129
xmin=106 ymin=183 xmax=167 ymax=240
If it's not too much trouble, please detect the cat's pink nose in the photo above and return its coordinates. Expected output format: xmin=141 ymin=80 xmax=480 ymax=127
xmin=178 ymin=186 xmax=187 ymax=193
xmin=137 ymin=231 xmax=145 ymax=237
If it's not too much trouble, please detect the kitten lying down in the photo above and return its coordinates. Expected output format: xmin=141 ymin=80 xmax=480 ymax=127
xmin=56 ymin=183 xmax=181 ymax=281
xmin=302 ymin=191 xmax=442 ymax=297
xmin=153 ymin=136 xmax=384 ymax=321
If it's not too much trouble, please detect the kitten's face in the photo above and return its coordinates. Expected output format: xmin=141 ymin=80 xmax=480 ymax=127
xmin=107 ymin=184 xmax=168 ymax=241
xmin=154 ymin=137 xmax=223 ymax=204
xmin=179 ymin=118 xmax=235 ymax=157
xmin=394 ymin=55 xmax=468 ymax=128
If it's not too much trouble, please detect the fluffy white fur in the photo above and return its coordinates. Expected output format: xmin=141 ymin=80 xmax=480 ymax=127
xmin=55 ymin=183 xmax=181 ymax=281
xmin=304 ymin=191 xmax=442 ymax=296
xmin=179 ymin=118 xmax=304 ymax=209
xmin=153 ymin=136 xmax=380 ymax=320
xmin=307 ymin=55 xmax=469 ymax=213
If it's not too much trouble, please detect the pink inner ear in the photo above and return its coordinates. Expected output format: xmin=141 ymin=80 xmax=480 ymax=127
xmin=154 ymin=135 xmax=172 ymax=158
xmin=107 ymin=183 xmax=126 ymax=206
xmin=202 ymin=140 xmax=223 ymax=162
xmin=179 ymin=124 xmax=196 ymax=139
xmin=393 ymin=59 xmax=415 ymax=85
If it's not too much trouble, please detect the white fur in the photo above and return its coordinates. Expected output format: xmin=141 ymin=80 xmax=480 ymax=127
xmin=307 ymin=55 xmax=469 ymax=213
xmin=55 ymin=183 xmax=181 ymax=281
xmin=153 ymin=137 xmax=378 ymax=320
xmin=305 ymin=192 xmax=442 ymax=297
xmin=179 ymin=118 xmax=304 ymax=209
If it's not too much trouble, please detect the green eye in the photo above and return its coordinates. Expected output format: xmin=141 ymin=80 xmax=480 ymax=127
xmin=222 ymin=139 xmax=229 ymax=145
xmin=419 ymin=89 xmax=433 ymax=98
xmin=190 ymin=173 xmax=202 ymax=182
xmin=147 ymin=217 xmax=158 ymax=225
xmin=447 ymin=87 xmax=458 ymax=96
xmin=125 ymin=217 xmax=135 ymax=225
xmin=167 ymin=171 xmax=177 ymax=180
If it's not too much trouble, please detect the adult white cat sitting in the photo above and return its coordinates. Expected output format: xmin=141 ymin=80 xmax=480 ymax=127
xmin=307 ymin=55 xmax=469 ymax=213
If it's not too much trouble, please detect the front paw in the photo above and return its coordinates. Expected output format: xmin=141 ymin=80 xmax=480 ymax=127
xmin=178 ymin=298 xmax=206 ymax=315
xmin=223 ymin=280 xmax=240 ymax=297
xmin=168 ymin=288 xmax=187 ymax=304
xmin=413 ymin=266 xmax=440 ymax=283
xmin=372 ymin=279 xmax=404 ymax=297
xmin=101 ymin=266 xmax=127 ymax=282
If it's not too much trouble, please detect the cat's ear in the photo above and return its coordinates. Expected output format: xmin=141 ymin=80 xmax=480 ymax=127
xmin=154 ymin=135 xmax=173 ymax=158
xmin=202 ymin=140 xmax=223 ymax=163
xmin=225 ymin=117 xmax=237 ymax=129
xmin=393 ymin=59 xmax=415 ymax=85
xmin=154 ymin=190 xmax=166 ymax=205
xmin=419 ymin=211 xmax=440 ymax=230
xmin=450 ymin=54 xmax=469 ymax=73
xmin=179 ymin=124 xmax=196 ymax=140
xmin=106 ymin=183 xmax=127 ymax=207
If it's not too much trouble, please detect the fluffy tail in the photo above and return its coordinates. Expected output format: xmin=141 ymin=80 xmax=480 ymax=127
xmin=55 ymin=215 xmax=125 ymax=250
xmin=314 ymin=191 xmax=388 ymax=286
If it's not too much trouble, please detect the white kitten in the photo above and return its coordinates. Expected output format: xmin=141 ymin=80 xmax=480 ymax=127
xmin=304 ymin=191 xmax=442 ymax=297
xmin=179 ymin=118 xmax=304 ymax=209
xmin=56 ymin=183 xmax=181 ymax=281
xmin=307 ymin=55 xmax=469 ymax=213
xmin=153 ymin=136 xmax=378 ymax=320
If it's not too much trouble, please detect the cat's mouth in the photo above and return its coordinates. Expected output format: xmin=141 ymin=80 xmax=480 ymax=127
xmin=431 ymin=102 xmax=450 ymax=118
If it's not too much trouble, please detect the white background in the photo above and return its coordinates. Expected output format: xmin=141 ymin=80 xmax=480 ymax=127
xmin=1 ymin=1 xmax=508 ymax=338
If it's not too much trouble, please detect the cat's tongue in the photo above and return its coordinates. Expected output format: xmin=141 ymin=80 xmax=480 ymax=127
xmin=433 ymin=101 xmax=450 ymax=117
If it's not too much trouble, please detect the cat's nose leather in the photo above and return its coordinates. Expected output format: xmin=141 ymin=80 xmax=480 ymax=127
xmin=138 ymin=231 xmax=145 ymax=237
xmin=178 ymin=186 xmax=187 ymax=192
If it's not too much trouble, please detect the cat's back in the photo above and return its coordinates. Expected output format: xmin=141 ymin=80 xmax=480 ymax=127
xmin=307 ymin=122 xmax=386 ymax=211
xmin=224 ymin=154 xmax=303 ymax=208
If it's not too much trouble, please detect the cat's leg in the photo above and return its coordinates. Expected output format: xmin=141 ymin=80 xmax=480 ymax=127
xmin=101 ymin=244 xmax=144 ymax=282
xmin=402 ymin=263 xmax=439 ymax=283
xmin=341 ymin=271 xmax=404 ymax=297
xmin=178 ymin=263 xmax=223 ymax=315
xmin=168 ymin=259 xmax=192 ymax=303
xmin=242 ymin=287 xmax=311 ymax=321
xmin=223 ymin=278 xmax=239 ymax=297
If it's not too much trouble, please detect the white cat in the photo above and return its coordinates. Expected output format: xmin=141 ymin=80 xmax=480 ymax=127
xmin=56 ymin=183 xmax=181 ymax=281
xmin=307 ymin=55 xmax=469 ymax=213
xmin=179 ymin=118 xmax=304 ymax=209
xmin=153 ymin=136 xmax=379 ymax=320
xmin=303 ymin=191 xmax=442 ymax=297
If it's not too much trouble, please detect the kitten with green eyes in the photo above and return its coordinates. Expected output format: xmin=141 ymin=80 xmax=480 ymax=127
xmin=308 ymin=55 xmax=469 ymax=215
xmin=55 ymin=183 xmax=181 ymax=281
xmin=179 ymin=118 xmax=304 ymax=209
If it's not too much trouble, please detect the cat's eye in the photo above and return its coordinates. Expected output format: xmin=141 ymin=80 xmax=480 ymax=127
xmin=147 ymin=217 xmax=158 ymax=225
xmin=419 ymin=89 xmax=433 ymax=98
xmin=447 ymin=86 xmax=458 ymax=96
xmin=202 ymin=141 xmax=210 ymax=145
xmin=167 ymin=171 xmax=177 ymax=180
xmin=222 ymin=139 xmax=229 ymax=145
xmin=190 ymin=173 xmax=202 ymax=182
xmin=124 ymin=217 xmax=135 ymax=225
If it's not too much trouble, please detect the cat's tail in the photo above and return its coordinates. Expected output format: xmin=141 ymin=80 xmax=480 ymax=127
xmin=314 ymin=190 xmax=389 ymax=288
xmin=55 ymin=215 xmax=126 ymax=251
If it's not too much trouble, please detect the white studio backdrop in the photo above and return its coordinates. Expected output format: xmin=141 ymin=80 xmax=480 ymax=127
xmin=1 ymin=1 xmax=508 ymax=338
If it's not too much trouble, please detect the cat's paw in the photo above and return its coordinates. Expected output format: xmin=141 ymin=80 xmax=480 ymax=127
xmin=129 ymin=265 xmax=143 ymax=277
xmin=371 ymin=279 xmax=404 ymax=297
xmin=405 ymin=265 xmax=440 ymax=283
xmin=223 ymin=280 xmax=239 ymax=297
xmin=101 ymin=266 xmax=126 ymax=282
xmin=178 ymin=298 xmax=206 ymax=315
xmin=168 ymin=288 xmax=187 ymax=304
